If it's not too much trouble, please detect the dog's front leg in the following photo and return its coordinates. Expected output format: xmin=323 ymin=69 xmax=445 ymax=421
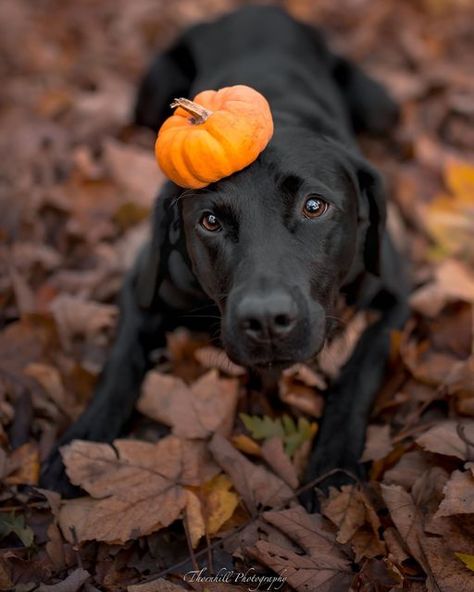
xmin=302 ymin=297 xmax=409 ymax=510
xmin=40 ymin=266 xmax=165 ymax=496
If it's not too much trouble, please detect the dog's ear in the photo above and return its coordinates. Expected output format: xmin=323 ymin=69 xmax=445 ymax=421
xmin=134 ymin=183 xmax=180 ymax=309
xmin=356 ymin=162 xmax=387 ymax=277
xmin=134 ymin=36 xmax=196 ymax=132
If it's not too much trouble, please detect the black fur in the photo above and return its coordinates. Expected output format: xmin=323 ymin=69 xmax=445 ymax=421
xmin=41 ymin=6 xmax=408 ymax=507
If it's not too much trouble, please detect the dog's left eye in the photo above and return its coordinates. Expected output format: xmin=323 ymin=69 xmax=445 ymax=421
xmin=200 ymin=212 xmax=222 ymax=232
xmin=302 ymin=196 xmax=329 ymax=219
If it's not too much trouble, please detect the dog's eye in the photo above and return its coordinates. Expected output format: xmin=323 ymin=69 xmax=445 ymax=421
xmin=302 ymin=196 xmax=329 ymax=219
xmin=200 ymin=212 xmax=222 ymax=232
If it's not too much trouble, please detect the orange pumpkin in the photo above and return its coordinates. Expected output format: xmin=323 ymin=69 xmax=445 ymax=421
xmin=155 ymin=85 xmax=273 ymax=189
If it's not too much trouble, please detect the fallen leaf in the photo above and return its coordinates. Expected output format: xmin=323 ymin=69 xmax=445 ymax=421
xmin=5 ymin=441 xmax=40 ymax=485
xmin=416 ymin=421 xmax=474 ymax=460
xmin=50 ymin=294 xmax=117 ymax=349
xmin=194 ymin=346 xmax=246 ymax=376
xmin=208 ymin=433 xmax=293 ymax=514
xmin=410 ymin=259 xmax=474 ymax=316
xmin=248 ymin=506 xmax=352 ymax=592
xmin=361 ymin=424 xmax=394 ymax=462
xmin=184 ymin=489 xmax=205 ymax=548
xmin=240 ymin=413 xmax=317 ymax=457
xmin=424 ymin=159 xmax=474 ymax=264
xmin=384 ymin=450 xmax=432 ymax=489
xmin=59 ymin=436 xmax=219 ymax=543
xmin=37 ymin=568 xmax=90 ymax=592
xmin=435 ymin=470 xmax=474 ymax=518
xmin=0 ymin=513 xmax=34 ymax=547
xmin=456 ymin=552 xmax=474 ymax=572
xmin=261 ymin=437 xmax=299 ymax=489
xmin=103 ymin=138 xmax=164 ymax=209
xmin=138 ymin=370 xmax=239 ymax=439
xmin=279 ymin=363 xmax=325 ymax=417
xmin=201 ymin=473 xmax=239 ymax=535
xmin=321 ymin=486 xmax=367 ymax=544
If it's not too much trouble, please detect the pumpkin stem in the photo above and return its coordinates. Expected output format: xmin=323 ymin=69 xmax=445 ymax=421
xmin=170 ymin=98 xmax=213 ymax=124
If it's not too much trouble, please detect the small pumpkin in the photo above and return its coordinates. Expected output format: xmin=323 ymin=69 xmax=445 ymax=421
xmin=155 ymin=84 xmax=273 ymax=189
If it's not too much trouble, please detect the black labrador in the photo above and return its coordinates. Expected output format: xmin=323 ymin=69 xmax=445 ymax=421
xmin=41 ymin=6 xmax=409 ymax=506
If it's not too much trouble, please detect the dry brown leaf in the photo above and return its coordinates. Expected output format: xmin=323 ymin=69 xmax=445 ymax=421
xmin=5 ymin=441 xmax=40 ymax=485
xmin=37 ymin=568 xmax=90 ymax=592
xmin=50 ymin=294 xmax=117 ymax=349
xmin=410 ymin=259 xmax=474 ymax=317
xmin=416 ymin=421 xmax=474 ymax=460
xmin=208 ymin=433 xmax=293 ymax=514
xmin=249 ymin=506 xmax=352 ymax=592
xmin=422 ymin=536 xmax=474 ymax=592
xmin=381 ymin=484 xmax=431 ymax=576
xmin=321 ymin=486 xmax=367 ymax=544
xmin=24 ymin=362 xmax=75 ymax=419
xmin=435 ymin=470 xmax=474 ymax=518
xmin=318 ymin=312 xmax=369 ymax=379
xmin=279 ymin=363 xmax=325 ymax=417
xmin=321 ymin=484 xmax=383 ymax=562
xmin=59 ymin=436 xmax=219 ymax=543
xmin=361 ymin=424 xmax=394 ymax=462
xmin=261 ymin=436 xmax=299 ymax=489
xmin=103 ymin=138 xmax=164 ymax=209
xmin=128 ymin=580 xmax=188 ymax=592
xmin=184 ymin=489 xmax=205 ymax=548
xmin=384 ymin=450 xmax=432 ymax=489
xmin=193 ymin=345 xmax=246 ymax=376
xmin=138 ymin=370 xmax=239 ymax=439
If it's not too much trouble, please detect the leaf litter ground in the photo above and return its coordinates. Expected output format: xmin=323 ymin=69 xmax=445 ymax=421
xmin=0 ymin=0 xmax=473 ymax=590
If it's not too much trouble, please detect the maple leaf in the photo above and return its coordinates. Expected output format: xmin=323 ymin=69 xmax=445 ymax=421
xmin=248 ymin=506 xmax=353 ymax=592
xmin=59 ymin=436 xmax=219 ymax=543
xmin=138 ymin=370 xmax=239 ymax=439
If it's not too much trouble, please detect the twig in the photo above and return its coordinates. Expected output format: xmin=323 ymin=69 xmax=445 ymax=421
xmin=183 ymin=510 xmax=199 ymax=573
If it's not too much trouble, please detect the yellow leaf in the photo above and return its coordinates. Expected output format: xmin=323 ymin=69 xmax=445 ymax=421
xmin=425 ymin=159 xmax=474 ymax=263
xmin=203 ymin=474 xmax=239 ymax=535
xmin=445 ymin=161 xmax=474 ymax=201
xmin=455 ymin=552 xmax=474 ymax=572
xmin=184 ymin=490 xmax=205 ymax=549
xmin=231 ymin=434 xmax=262 ymax=456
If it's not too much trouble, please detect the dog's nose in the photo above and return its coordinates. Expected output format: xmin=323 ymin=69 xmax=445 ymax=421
xmin=237 ymin=291 xmax=298 ymax=342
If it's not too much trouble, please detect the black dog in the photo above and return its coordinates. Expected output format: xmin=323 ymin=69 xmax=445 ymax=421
xmin=41 ymin=6 xmax=409 ymax=505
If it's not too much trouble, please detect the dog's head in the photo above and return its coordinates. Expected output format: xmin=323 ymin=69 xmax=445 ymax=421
xmin=179 ymin=132 xmax=386 ymax=369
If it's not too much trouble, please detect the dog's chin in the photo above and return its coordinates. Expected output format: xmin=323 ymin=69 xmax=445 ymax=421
xmin=224 ymin=341 xmax=325 ymax=373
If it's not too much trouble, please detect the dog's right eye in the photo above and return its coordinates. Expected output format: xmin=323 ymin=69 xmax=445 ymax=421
xmin=200 ymin=212 xmax=222 ymax=232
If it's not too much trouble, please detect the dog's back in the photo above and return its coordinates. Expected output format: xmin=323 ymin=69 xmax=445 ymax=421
xmin=135 ymin=6 xmax=398 ymax=137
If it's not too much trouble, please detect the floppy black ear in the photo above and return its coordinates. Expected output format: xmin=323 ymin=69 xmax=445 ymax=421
xmin=357 ymin=164 xmax=387 ymax=277
xmin=134 ymin=37 xmax=196 ymax=132
xmin=134 ymin=183 xmax=180 ymax=309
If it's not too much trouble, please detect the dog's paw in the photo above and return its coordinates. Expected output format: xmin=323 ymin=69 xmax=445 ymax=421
xmin=40 ymin=447 xmax=83 ymax=498
xmin=40 ymin=407 xmax=123 ymax=497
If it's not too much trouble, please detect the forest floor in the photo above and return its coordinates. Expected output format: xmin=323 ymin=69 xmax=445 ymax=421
xmin=0 ymin=0 xmax=473 ymax=590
